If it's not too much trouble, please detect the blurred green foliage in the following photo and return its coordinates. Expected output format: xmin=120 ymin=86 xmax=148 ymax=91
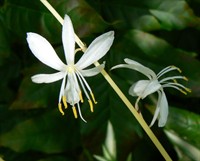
xmin=0 ymin=0 xmax=200 ymax=160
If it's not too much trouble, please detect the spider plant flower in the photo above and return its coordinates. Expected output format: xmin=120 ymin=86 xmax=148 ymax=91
xmin=26 ymin=15 xmax=114 ymax=122
xmin=111 ymin=58 xmax=191 ymax=127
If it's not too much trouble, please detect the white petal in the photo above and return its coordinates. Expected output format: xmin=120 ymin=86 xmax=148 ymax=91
xmin=112 ymin=58 xmax=156 ymax=79
xmin=76 ymin=31 xmax=114 ymax=69
xmin=65 ymin=73 xmax=80 ymax=105
xmin=141 ymin=80 xmax=161 ymax=99
xmin=149 ymin=91 xmax=161 ymax=127
xmin=62 ymin=15 xmax=75 ymax=64
xmin=79 ymin=63 xmax=105 ymax=77
xmin=31 ymin=72 xmax=65 ymax=83
xmin=129 ymin=80 xmax=150 ymax=97
xmin=158 ymin=90 xmax=168 ymax=127
xmin=27 ymin=32 xmax=66 ymax=71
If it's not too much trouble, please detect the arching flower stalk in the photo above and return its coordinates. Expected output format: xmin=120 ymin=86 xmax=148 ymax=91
xmin=27 ymin=15 xmax=114 ymax=122
xmin=111 ymin=58 xmax=191 ymax=127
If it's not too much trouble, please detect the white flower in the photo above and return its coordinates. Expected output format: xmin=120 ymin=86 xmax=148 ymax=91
xmin=26 ymin=15 xmax=114 ymax=122
xmin=111 ymin=58 xmax=191 ymax=127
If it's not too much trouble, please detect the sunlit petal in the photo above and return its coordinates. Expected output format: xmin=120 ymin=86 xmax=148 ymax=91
xmin=79 ymin=63 xmax=105 ymax=77
xmin=158 ymin=90 xmax=168 ymax=127
xmin=27 ymin=32 xmax=65 ymax=71
xmin=62 ymin=15 xmax=75 ymax=64
xmin=31 ymin=71 xmax=65 ymax=83
xmin=76 ymin=31 xmax=114 ymax=69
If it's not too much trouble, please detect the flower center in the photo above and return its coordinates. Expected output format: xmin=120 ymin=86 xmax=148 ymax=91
xmin=66 ymin=65 xmax=75 ymax=73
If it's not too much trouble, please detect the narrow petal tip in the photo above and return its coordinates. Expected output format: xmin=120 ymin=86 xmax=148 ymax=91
xmin=107 ymin=31 xmax=114 ymax=37
xmin=26 ymin=32 xmax=36 ymax=42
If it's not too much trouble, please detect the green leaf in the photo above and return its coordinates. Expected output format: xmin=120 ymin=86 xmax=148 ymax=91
xmin=149 ymin=1 xmax=200 ymax=30
xmin=96 ymin=0 xmax=200 ymax=31
xmin=68 ymin=0 xmax=108 ymax=37
xmin=0 ymin=109 xmax=81 ymax=153
xmin=104 ymin=122 xmax=116 ymax=159
xmin=166 ymin=107 xmax=200 ymax=149
xmin=10 ymin=72 xmax=60 ymax=110
xmin=0 ymin=17 xmax=11 ymax=65
xmin=0 ymin=0 xmax=108 ymax=43
xmin=37 ymin=156 xmax=73 ymax=161
xmin=1 ymin=0 xmax=62 ymax=43
xmin=126 ymin=153 xmax=132 ymax=161
xmin=165 ymin=130 xmax=200 ymax=161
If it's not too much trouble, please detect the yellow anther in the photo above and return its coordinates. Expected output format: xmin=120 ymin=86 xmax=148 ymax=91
xmin=171 ymin=65 xmax=182 ymax=73
xmin=186 ymin=88 xmax=192 ymax=93
xmin=173 ymin=79 xmax=177 ymax=83
xmin=72 ymin=106 xmax=78 ymax=119
xmin=79 ymin=92 xmax=84 ymax=103
xmin=90 ymin=92 xmax=97 ymax=104
xmin=180 ymin=89 xmax=187 ymax=95
xmin=62 ymin=96 xmax=68 ymax=109
xmin=58 ymin=103 xmax=64 ymax=115
xmin=176 ymin=67 xmax=182 ymax=73
xmin=88 ymin=100 xmax=94 ymax=112
xmin=183 ymin=76 xmax=188 ymax=81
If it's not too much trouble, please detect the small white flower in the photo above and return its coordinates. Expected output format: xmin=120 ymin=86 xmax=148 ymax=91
xmin=26 ymin=15 xmax=114 ymax=122
xmin=111 ymin=58 xmax=191 ymax=127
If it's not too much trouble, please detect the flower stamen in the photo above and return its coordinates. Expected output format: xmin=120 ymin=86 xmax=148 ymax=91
xmin=58 ymin=103 xmax=65 ymax=115
xmin=62 ymin=96 xmax=68 ymax=109
xmin=175 ymin=66 xmax=182 ymax=73
xmin=77 ymin=103 xmax=87 ymax=122
xmin=185 ymin=88 xmax=192 ymax=93
xmin=79 ymin=91 xmax=84 ymax=103
xmin=90 ymin=92 xmax=97 ymax=104
xmin=183 ymin=76 xmax=188 ymax=81
xmin=88 ymin=100 xmax=94 ymax=112
xmin=157 ymin=65 xmax=182 ymax=79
